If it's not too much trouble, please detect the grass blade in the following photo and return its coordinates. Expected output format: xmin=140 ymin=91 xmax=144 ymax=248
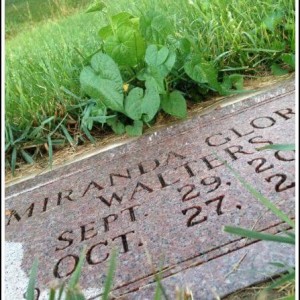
xmin=11 ymin=146 xmax=17 ymax=176
xmin=14 ymin=125 xmax=31 ymax=144
xmin=102 ymin=249 xmax=118 ymax=300
xmin=266 ymin=271 xmax=295 ymax=291
xmin=276 ymin=296 xmax=295 ymax=300
xmin=223 ymin=226 xmax=295 ymax=244
xmin=49 ymin=288 xmax=56 ymax=300
xmin=68 ymin=249 xmax=86 ymax=289
xmin=41 ymin=116 xmax=55 ymax=126
xmin=61 ymin=124 xmax=76 ymax=146
xmin=26 ymin=258 xmax=39 ymax=300
xmin=20 ymin=149 xmax=35 ymax=164
xmin=256 ymin=144 xmax=295 ymax=151
xmin=82 ymin=126 xmax=96 ymax=144
xmin=60 ymin=86 xmax=82 ymax=101
xmin=47 ymin=135 xmax=53 ymax=168
xmin=57 ymin=283 xmax=65 ymax=300
xmin=224 ymin=162 xmax=295 ymax=228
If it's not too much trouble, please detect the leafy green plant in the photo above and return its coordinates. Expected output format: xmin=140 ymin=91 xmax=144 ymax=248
xmin=223 ymin=144 xmax=295 ymax=297
xmin=5 ymin=0 xmax=295 ymax=173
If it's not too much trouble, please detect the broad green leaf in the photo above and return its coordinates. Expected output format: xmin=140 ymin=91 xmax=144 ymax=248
xmin=99 ymin=25 xmax=113 ymax=40
xmin=26 ymin=258 xmax=39 ymax=300
xmin=161 ymin=90 xmax=187 ymax=119
xmin=124 ymin=86 xmax=160 ymax=122
xmin=80 ymin=53 xmax=124 ymax=112
xmin=281 ymin=53 xmax=295 ymax=69
xmin=184 ymin=55 xmax=219 ymax=89
xmin=223 ymin=226 xmax=295 ymax=244
xmin=229 ymin=74 xmax=244 ymax=90
xmin=111 ymin=12 xmax=135 ymax=28
xmin=262 ymin=12 xmax=283 ymax=32
xmin=145 ymin=45 xmax=169 ymax=66
xmin=145 ymin=45 xmax=176 ymax=77
xmin=145 ymin=71 xmax=165 ymax=94
xmin=178 ymin=38 xmax=192 ymax=55
xmin=256 ymin=144 xmax=295 ymax=151
xmin=140 ymin=10 xmax=174 ymax=44
xmin=124 ymin=87 xmax=144 ymax=120
xmin=85 ymin=1 xmax=106 ymax=13
xmin=90 ymin=53 xmax=123 ymax=87
xmin=141 ymin=86 xmax=160 ymax=122
xmin=271 ymin=64 xmax=289 ymax=76
xmin=107 ymin=117 xmax=126 ymax=135
xmin=104 ymin=26 xmax=146 ymax=67
xmin=125 ymin=120 xmax=143 ymax=136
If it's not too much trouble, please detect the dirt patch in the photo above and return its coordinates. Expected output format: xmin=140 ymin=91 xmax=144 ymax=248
xmin=222 ymin=278 xmax=295 ymax=300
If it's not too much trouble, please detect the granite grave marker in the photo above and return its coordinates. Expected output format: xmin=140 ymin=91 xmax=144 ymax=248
xmin=5 ymin=79 xmax=295 ymax=299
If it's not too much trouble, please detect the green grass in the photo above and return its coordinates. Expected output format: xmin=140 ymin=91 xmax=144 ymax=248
xmin=5 ymin=0 xmax=295 ymax=173
xmin=5 ymin=0 xmax=92 ymax=38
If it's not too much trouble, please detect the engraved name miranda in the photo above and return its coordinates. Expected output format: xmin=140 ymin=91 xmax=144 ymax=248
xmin=6 ymin=107 xmax=294 ymax=226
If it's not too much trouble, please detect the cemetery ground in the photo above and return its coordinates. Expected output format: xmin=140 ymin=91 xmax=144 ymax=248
xmin=5 ymin=0 xmax=296 ymax=299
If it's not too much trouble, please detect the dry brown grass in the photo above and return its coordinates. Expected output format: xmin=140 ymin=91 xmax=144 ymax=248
xmin=223 ymin=278 xmax=295 ymax=300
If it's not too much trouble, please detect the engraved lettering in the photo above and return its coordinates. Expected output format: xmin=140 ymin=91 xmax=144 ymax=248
xmin=275 ymin=150 xmax=295 ymax=161
xmin=157 ymin=172 xmax=180 ymax=188
xmin=205 ymin=195 xmax=225 ymax=215
xmin=250 ymin=116 xmax=276 ymax=129
xmin=82 ymin=181 xmax=104 ymax=197
xmin=201 ymin=176 xmax=221 ymax=193
xmin=224 ymin=145 xmax=254 ymax=160
xmin=57 ymin=190 xmax=74 ymax=206
xmin=274 ymin=108 xmax=295 ymax=120
xmin=177 ymin=184 xmax=200 ymax=202
xmin=6 ymin=203 xmax=34 ymax=226
xmin=248 ymin=135 xmax=273 ymax=146
xmin=23 ymin=288 xmax=40 ymax=300
xmin=110 ymin=169 xmax=131 ymax=186
xmin=42 ymin=198 xmax=49 ymax=212
xmin=265 ymin=173 xmax=295 ymax=192
xmin=103 ymin=214 xmax=118 ymax=232
xmin=112 ymin=230 xmax=135 ymax=253
xmin=181 ymin=162 xmax=196 ymax=178
xmin=80 ymin=221 xmax=97 ymax=241
xmin=138 ymin=159 xmax=160 ymax=175
xmin=55 ymin=230 xmax=74 ymax=251
xmin=205 ymin=133 xmax=230 ymax=147
xmin=230 ymin=127 xmax=254 ymax=138
xmin=182 ymin=206 xmax=207 ymax=227
xmin=247 ymin=157 xmax=274 ymax=173
xmin=86 ymin=241 xmax=109 ymax=265
xmin=200 ymin=154 xmax=224 ymax=170
xmin=98 ymin=192 xmax=123 ymax=207
xmin=121 ymin=205 xmax=140 ymax=222
xmin=130 ymin=182 xmax=153 ymax=200
xmin=162 ymin=151 xmax=186 ymax=166
xmin=53 ymin=254 xmax=79 ymax=278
